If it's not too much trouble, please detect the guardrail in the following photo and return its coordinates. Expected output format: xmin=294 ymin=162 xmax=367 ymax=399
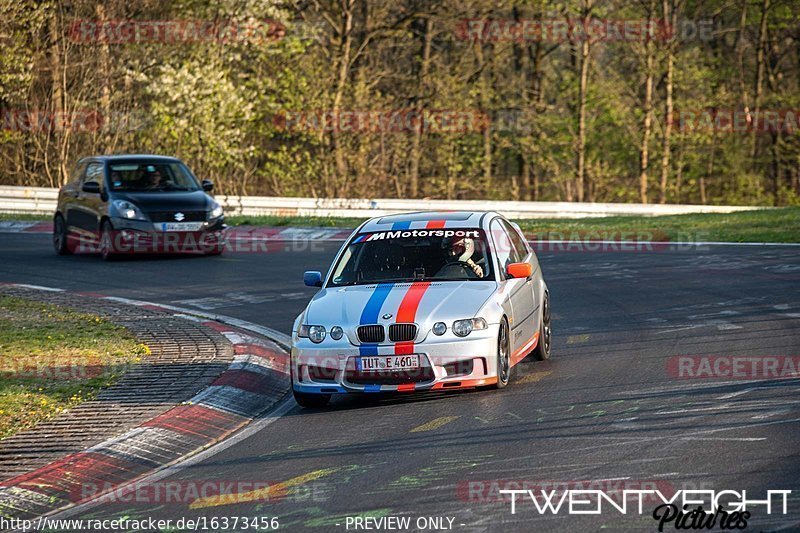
xmin=0 ymin=185 xmax=766 ymax=219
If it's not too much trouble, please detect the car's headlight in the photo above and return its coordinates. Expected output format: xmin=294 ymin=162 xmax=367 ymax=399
xmin=330 ymin=326 xmax=344 ymax=340
xmin=298 ymin=324 xmax=326 ymax=343
xmin=432 ymin=322 xmax=447 ymax=336
xmin=452 ymin=317 xmax=488 ymax=337
xmin=112 ymin=200 xmax=147 ymax=220
xmin=209 ymin=203 xmax=223 ymax=219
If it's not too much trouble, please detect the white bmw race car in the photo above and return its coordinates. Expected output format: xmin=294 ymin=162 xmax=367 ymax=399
xmin=291 ymin=211 xmax=551 ymax=407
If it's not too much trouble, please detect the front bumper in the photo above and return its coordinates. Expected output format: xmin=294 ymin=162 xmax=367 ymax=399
xmin=291 ymin=330 xmax=499 ymax=394
xmin=98 ymin=217 xmax=226 ymax=254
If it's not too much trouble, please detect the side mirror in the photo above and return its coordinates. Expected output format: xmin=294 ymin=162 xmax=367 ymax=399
xmin=303 ymin=271 xmax=323 ymax=287
xmin=202 ymin=180 xmax=214 ymax=192
xmin=81 ymin=182 xmax=101 ymax=194
xmin=506 ymin=262 xmax=532 ymax=279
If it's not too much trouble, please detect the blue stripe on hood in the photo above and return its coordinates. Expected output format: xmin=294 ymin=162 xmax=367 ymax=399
xmin=358 ymin=283 xmax=394 ymax=356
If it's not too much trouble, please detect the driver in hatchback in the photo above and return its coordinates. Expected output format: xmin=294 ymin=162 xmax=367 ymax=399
xmin=441 ymin=236 xmax=485 ymax=277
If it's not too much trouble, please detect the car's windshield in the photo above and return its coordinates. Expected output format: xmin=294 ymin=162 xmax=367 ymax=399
xmin=328 ymin=228 xmax=493 ymax=286
xmin=108 ymin=162 xmax=200 ymax=192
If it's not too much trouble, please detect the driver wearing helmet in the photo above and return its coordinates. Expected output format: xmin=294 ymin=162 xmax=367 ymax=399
xmin=444 ymin=236 xmax=484 ymax=277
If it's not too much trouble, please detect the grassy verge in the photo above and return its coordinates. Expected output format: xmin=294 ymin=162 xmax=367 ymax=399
xmin=0 ymin=213 xmax=51 ymax=221
xmin=228 ymin=207 xmax=799 ymax=243
xmin=4 ymin=207 xmax=798 ymax=243
xmin=0 ymin=296 xmax=149 ymax=439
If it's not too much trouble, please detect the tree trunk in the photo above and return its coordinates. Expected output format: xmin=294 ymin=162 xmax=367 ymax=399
xmin=96 ymin=4 xmax=112 ymax=153
xmin=750 ymin=0 xmax=770 ymax=162
xmin=331 ymin=0 xmax=355 ymax=196
xmin=409 ymin=17 xmax=432 ymax=198
xmin=638 ymin=0 xmax=656 ymax=204
xmin=575 ymin=0 xmax=593 ymax=202
xmin=48 ymin=9 xmax=67 ymax=186
xmin=659 ymin=0 xmax=675 ymax=204
xmin=474 ymin=41 xmax=492 ymax=192
xmin=771 ymin=131 xmax=781 ymax=205
xmin=703 ymin=132 xmax=717 ymax=204
xmin=736 ymin=0 xmax=750 ymax=129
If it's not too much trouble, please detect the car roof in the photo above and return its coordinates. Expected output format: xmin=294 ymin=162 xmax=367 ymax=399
xmin=359 ymin=211 xmax=496 ymax=232
xmin=81 ymin=154 xmax=183 ymax=163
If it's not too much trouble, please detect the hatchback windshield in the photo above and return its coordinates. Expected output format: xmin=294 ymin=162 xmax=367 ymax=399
xmin=108 ymin=162 xmax=200 ymax=192
xmin=329 ymin=229 xmax=493 ymax=286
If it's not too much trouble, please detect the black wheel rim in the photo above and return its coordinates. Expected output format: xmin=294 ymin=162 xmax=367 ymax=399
xmin=542 ymin=295 xmax=551 ymax=355
xmin=100 ymin=226 xmax=111 ymax=258
xmin=498 ymin=322 xmax=510 ymax=383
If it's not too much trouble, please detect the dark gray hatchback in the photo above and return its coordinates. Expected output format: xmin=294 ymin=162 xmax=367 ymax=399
xmin=53 ymin=155 xmax=226 ymax=260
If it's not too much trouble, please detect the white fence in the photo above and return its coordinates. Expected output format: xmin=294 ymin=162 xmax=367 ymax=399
xmin=0 ymin=185 xmax=765 ymax=219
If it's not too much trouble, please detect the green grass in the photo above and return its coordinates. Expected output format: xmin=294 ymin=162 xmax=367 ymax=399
xmin=226 ymin=214 xmax=366 ymax=228
xmin=513 ymin=207 xmax=800 ymax=243
xmin=0 ymin=296 xmax=150 ymax=439
xmin=4 ymin=206 xmax=798 ymax=242
xmin=0 ymin=213 xmax=50 ymax=221
xmin=228 ymin=207 xmax=799 ymax=243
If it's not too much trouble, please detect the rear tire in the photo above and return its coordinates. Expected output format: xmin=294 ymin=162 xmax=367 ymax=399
xmin=293 ymin=389 xmax=331 ymax=408
xmin=53 ymin=215 xmax=71 ymax=255
xmin=532 ymin=292 xmax=551 ymax=361
xmin=493 ymin=318 xmax=511 ymax=389
xmin=100 ymin=220 xmax=117 ymax=261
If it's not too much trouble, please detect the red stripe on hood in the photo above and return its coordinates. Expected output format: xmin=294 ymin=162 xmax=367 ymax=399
xmin=395 ymin=281 xmax=431 ymax=355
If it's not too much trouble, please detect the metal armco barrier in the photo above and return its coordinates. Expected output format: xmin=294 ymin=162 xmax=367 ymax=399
xmin=0 ymin=185 xmax=766 ymax=219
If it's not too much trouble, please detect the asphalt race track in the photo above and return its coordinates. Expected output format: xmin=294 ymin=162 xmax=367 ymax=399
xmin=1 ymin=231 xmax=799 ymax=532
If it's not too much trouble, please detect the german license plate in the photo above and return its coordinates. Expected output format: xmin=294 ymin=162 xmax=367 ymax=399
xmin=156 ymin=222 xmax=204 ymax=232
xmin=356 ymin=355 xmax=420 ymax=372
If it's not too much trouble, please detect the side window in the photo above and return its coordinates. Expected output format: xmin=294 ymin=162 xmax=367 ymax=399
xmin=491 ymin=219 xmax=520 ymax=278
xmin=502 ymin=220 xmax=530 ymax=260
xmin=83 ymin=163 xmax=104 ymax=186
xmin=70 ymin=162 xmax=88 ymax=185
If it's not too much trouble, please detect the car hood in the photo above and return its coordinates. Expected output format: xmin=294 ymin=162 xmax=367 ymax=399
xmin=304 ymin=281 xmax=497 ymax=333
xmin=111 ymin=190 xmax=212 ymax=212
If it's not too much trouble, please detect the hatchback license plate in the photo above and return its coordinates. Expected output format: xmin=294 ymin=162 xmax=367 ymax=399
xmin=356 ymin=355 xmax=420 ymax=371
xmin=156 ymin=222 xmax=204 ymax=232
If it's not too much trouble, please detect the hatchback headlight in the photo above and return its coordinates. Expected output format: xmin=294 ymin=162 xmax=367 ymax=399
xmin=330 ymin=326 xmax=344 ymax=340
xmin=209 ymin=203 xmax=223 ymax=219
xmin=432 ymin=322 xmax=447 ymax=336
xmin=298 ymin=324 xmax=326 ymax=343
xmin=452 ymin=317 xmax=488 ymax=337
xmin=112 ymin=200 xmax=147 ymax=220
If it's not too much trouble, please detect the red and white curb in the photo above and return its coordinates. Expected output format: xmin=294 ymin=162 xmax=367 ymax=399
xmin=0 ymin=285 xmax=291 ymax=523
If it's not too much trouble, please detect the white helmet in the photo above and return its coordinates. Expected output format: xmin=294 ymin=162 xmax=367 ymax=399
xmin=448 ymin=237 xmax=475 ymax=262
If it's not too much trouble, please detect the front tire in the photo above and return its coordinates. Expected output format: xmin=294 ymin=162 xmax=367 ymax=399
xmin=494 ymin=318 xmax=511 ymax=389
xmin=532 ymin=292 xmax=551 ymax=361
xmin=100 ymin=220 xmax=117 ymax=261
xmin=293 ymin=389 xmax=331 ymax=408
xmin=53 ymin=215 xmax=71 ymax=255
